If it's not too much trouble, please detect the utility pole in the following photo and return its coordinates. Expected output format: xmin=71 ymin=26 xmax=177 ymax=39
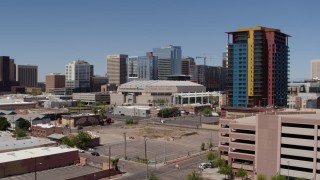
xmin=199 ymin=112 xmax=202 ymax=128
xmin=144 ymin=136 xmax=148 ymax=180
xmin=109 ymin=146 xmax=111 ymax=179
xmin=164 ymin=141 xmax=166 ymax=163
xmin=123 ymin=132 xmax=127 ymax=160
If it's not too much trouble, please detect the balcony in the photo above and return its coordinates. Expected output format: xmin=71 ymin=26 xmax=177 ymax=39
xmin=229 ymin=132 xmax=255 ymax=141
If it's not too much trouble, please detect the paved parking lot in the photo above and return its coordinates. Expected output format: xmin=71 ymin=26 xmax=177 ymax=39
xmin=86 ymin=122 xmax=219 ymax=165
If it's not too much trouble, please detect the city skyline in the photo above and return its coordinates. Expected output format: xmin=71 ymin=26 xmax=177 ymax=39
xmin=0 ymin=1 xmax=319 ymax=81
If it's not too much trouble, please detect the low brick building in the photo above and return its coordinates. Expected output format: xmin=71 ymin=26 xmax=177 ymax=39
xmin=61 ymin=114 xmax=100 ymax=128
xmin=31 ymin=124 xmax=63 ymax=137
xmin=0 ymin=146 xmax=79 ymax=178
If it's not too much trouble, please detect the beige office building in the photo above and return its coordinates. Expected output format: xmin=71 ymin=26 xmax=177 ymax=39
xmin=45 ymin=73 xmax=66 ymax=93
xmin=106 ymin=54 xmax=128 ymax=86
xmin=311 ymin=59 xmax=320 ymax=79
xmin=16 ymin=65 xmax=38 ymax=87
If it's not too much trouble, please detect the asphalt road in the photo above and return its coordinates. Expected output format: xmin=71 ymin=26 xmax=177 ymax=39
xmin=120 ymin=153 xmax=208 ymax=180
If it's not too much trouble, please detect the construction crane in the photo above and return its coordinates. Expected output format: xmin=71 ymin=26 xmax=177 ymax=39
xmin=196 ymin=56 xmax=207 ymax=66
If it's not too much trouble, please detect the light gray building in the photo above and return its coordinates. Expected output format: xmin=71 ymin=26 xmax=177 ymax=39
xmin=153 ymin=45 xmax=182 ymax=80
xmin=127 ymin=56 xmax=158 ymax=81
xmin=72 ymin=92 xmax=110 ymax=104
xmin=65 ymin=60 xmax=92 ymax=93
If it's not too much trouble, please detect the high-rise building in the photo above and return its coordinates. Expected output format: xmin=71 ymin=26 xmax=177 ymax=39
xmin=190 ymin=65 xmax=227 ymax=91
xmin=106 ymin=54 xmax=128 ymax=86
xmin=310 ymin=59 xmax=320 ymax=79
xmin=153 ymin=45 xmax=182 ymax=80
xmin=127 ymin=56 xmax=158 ymax=81
xmin=222 ymin=52 xmax=227 ymax=68
xmin=181 ymin=57 xmax=195 ymax=75
xmin=65 ymin=60 xmax=92 ymax=93
xmin=45 ymin=73 xmax=66 ymax=93
xmin=226 ymin=26 xmax=290 ymax=107
xmin=0 ymin=56 xmax=18 ymax=92
xmin=16 ymin=65 xmax=38 ymax=87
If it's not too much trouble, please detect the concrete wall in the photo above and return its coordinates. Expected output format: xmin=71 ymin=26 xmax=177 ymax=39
xmin=110 ymin=93 xmax=125 ymax=106
xmin=113 ymin=106 xmax=149 ymax=117
xmin=255 ymin=115 xmax=280 ymax=179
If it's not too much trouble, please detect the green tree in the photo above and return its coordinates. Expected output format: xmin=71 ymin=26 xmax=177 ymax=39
xmin=111 ymin=157 xmax=119 ymax=171
xmin=18 ymin=119 xmax=31 ymax=130
xmin=271 ymin=175 xmax=286 ymax=180
xmin=13 ymin=128 xmax=27 ymax=137
xmin=208 ymin=95 xmax=214 ymax=104
xmin=236 ymin=168 xmax=247 ymax=180
xmin=257 ymin=174 xmax=267 ymax=180
xmin=148 ymin=172 xmax=160 ymax=180
xmin=186 ymin=171 xmax=203 ymax=180
xmin=202 ymin=107 xmax=212 ymax=116
xmin=214 ymin=158 xmax=226 ymax=169
xmin=61 ymin=136 xmax=75 ymax=147
xmin=0 ymin=117 xmax=10 ymax=131
xmin=200 ymin=142 xmax=205 ymax=151
xmin=77 ymin=100 xmax=85 ymax=113
xmin=92 ymin=106 xmax=98 ymax=115
xmin=207 ymin=151 xmax=217 ymax=162
xmin=74 ymin=131 xmax=92 ymax=148
xmin=99 ymin=108 xmax=106 ymax=118
xmin=219 ymin=164 xmax=232 ymax=179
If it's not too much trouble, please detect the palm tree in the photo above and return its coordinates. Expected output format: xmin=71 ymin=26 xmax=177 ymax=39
xmin=236 ymin=168 xmax=247 ymax=180
xmin=148 ymin=172 xmax=160 ymax=180
xmin=111 ymin=157 xmax=119 ymax=171
xmin=186 ymin=171 xmax=203 ymax=180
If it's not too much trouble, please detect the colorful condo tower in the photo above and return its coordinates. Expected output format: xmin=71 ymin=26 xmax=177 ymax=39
xmin=226 ymin=26 xmax=290 ymax=107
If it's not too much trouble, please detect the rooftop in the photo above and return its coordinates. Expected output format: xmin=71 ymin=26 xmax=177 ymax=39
xmin=279 ymin=113 xmax=320 ymax=120
xmin=235 ymin=115 xmax=257 ymax=125
xmin=0 ymin=132 xmax=56 ymax=152
xmin=0 ymin=146 xmax=77 ymax=163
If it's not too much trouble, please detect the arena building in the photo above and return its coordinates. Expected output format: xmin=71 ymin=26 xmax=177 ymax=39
xmin=110 ymin=80 xmax=206 ymax=106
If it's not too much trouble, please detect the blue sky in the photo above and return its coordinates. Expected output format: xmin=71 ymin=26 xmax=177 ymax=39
xmin=0 ymin=0 xmax=319 ymax=81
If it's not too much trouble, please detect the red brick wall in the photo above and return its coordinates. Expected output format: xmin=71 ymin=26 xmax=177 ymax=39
xmin=0 ymin=150 xmax=79 ymax=178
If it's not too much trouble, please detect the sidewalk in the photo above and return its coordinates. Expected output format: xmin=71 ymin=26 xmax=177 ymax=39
xmin=202 ymin=168 xmax=226 ymax=180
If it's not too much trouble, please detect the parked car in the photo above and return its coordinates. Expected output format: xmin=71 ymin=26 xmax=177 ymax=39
xmin=199 ymin=163 xmax=210 ymax=169
xmin=91 ymin=152 xmax=100 ymax=156
xmin=78 ymin=149 xmax=85 ymax=153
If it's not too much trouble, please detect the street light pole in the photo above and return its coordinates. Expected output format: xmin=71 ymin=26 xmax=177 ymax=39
xmin=123 ymin=132 xmax=127 ymax=160
xmin=164 ymin=141 xmax=166 ymax=163
xmin=144 ymin=136 xmax=148 ymax=180
xmin=109 ymin=146 xmax=111 ymax=179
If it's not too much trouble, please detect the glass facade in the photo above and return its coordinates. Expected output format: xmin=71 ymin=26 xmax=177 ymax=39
xmin=127 ymin=56 xmax=158 ymax=81
xmin=153 ymin=45 xmax=182 ymax=80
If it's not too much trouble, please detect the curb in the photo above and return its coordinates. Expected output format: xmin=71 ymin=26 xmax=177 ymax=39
xmin=164 ymin=150 xmax=209 ymax=166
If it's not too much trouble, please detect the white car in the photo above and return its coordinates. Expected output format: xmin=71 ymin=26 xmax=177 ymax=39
xmin=199 ymin=163 xmax=210 ymax=169
xmin=78 ymin=149 xmax=85 ymax=153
